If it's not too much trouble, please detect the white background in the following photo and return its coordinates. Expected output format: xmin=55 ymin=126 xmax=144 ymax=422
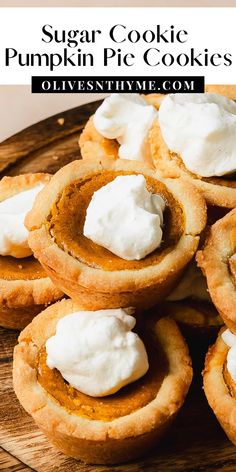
xmin=0 ymin=7 xmax=235 ymax=84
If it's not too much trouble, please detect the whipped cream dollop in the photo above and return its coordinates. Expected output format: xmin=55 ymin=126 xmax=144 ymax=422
xmin=93 ymin=93 xmax=157 ymax=162
xmin=46 ymin=308 xmax=149 ymax=397
xmin=84 ymin=174 xmax=165 ymax=260
xmin=167 ymin=261 xmax=210 ymax=302
xmin=159 ymin=93 xmax=236 ymax=177
xmin=222 ymin=329 xmax=236 ymax=382
xmin=0 ymin=184 xmax=44 ymax=258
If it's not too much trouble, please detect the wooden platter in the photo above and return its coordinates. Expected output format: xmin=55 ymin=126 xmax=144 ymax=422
xmin=1 ymin=101 xmax=236 ymax=471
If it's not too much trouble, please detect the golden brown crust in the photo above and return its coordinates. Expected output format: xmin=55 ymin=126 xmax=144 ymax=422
xmin=0 ymin=303 xmax=46 ymax=330
xmin=203 ymin=327 xmax=236 ymax=445
xmin=197 ymin=209 xmax=236 ymax=333
xmin=13 ymin=299 xmax=192 ymax=464
xmin=158 ymin=300 xmax=222 ymax=371
xmin=160 ymin=300 xmax=222 ymax=348
xmin=0 ymin=173 xmax=51 ymax=202
xmin=161 ymin=300 xmax=222 ymax=329
xmin=26 ymin=158 xmax=206 ymax=310
xmin=149 ymin=120 xmax=236 ymax=209
xmin=0 ymin=174 xmax=63 ymax=328
xmin=79 ymin=116 xmax=119 ymax=162
xmin=0 ymin=276 xmax=62 ymax=309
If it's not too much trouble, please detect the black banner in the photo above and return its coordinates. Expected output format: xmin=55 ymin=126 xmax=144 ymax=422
xmin=31 ymin=76 xmax=204 ymax=93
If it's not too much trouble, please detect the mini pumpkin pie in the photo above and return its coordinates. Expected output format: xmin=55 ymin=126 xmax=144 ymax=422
xmin=13 ymin=298 xmax=192 ymax=464
xmin=197 ymin=208 xmax=236 ymax=334
xmin=203 ymin=326 xmax=236 ymax=446
xmin=150 ymin=89 xmax=236 ymax=208
xmin=25 ymin=157 xmax=206 ymax=310
xmin=166 ymin=259 xmax=210 ymax=303
xmin=162 ymin=300 xmax=222 ymax=369
xmin=163 ymin=299 xmax=222 ymax=341
xmin=161 ymin=260 xmax=222 ymax=367
xmin=0 ymin=174 xmax=63 ymax=330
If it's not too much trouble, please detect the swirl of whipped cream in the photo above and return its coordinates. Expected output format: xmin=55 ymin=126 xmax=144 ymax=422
xmin=46 ymin=308 xmax=149 ymax=397
xmin=159 ymin=93 xmax=236 ymax=178
xmin=83 ymin=174 xmax=165 ymax=260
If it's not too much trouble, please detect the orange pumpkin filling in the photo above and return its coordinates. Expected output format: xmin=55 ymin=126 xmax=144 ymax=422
xmin=37 ymin=322 xmax=168 ymax=421
xmin=0 ymin=255 xmax=46 ymax=281
xmin=48 ymin=170 xmax=184 ymax=271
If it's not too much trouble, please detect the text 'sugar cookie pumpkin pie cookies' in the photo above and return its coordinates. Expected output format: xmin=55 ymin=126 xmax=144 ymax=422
xmin=0 ymin=174 xmax=63 ymax=330
xmin=13 ymin=299 xmax=192 ymax=464
xmin=25 ymin=158 xmax=206 ymax=310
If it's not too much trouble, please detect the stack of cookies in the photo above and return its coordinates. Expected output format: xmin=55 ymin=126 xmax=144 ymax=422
xmin=4 ymin=86 xmax=236 ymax=464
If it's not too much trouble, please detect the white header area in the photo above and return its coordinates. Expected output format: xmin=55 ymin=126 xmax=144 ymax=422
xmin=0 ymin=7 xmax=235 ymax=85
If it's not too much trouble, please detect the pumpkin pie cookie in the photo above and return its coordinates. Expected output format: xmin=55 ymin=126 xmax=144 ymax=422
xmin=162 ymin=299 xmax=222 ymax=368
xmin=0 ymin=174 xmax=63 ymax=330
xmin=160 ymin=260 xmax=222 ymax=367
xmin=13 ymin=299 xmax=192 ymax=464
xmin=203 ymin=326 xmax=236 ymax=446
xmin=25 ymin=158 xmax=206 ymax=310
xmin=197 ymin=208 xmax=236 ymax=334
xmin=150 ymin=87 xmax=236 ymax=208
xmin=163 ymin=299 xmax=222 ymax=340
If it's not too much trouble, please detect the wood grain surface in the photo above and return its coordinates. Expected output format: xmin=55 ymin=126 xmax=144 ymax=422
xmin=1 ymin=100 xmax=236 ymax=471
xmin=0 ymin=100 xmax=100 ymax=177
